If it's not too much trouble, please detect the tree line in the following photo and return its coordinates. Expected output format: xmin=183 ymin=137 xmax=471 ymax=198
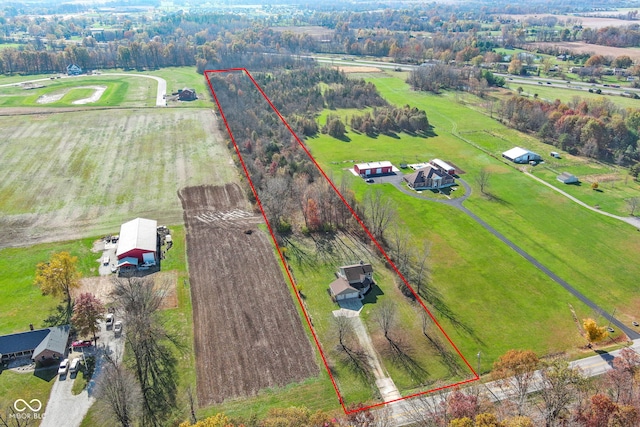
xmin=498 ymin=95 xmax=640 ymax=166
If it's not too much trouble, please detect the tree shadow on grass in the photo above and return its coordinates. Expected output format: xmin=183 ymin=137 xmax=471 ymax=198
xmin=423 ymin=331 xmax=464 ymax=376
xmin=385 ymin=335 xmax=429 ymax=383
xmin=418 ymin=284 xmax=484 ymax=346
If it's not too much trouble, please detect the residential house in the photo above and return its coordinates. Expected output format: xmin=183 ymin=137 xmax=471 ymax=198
xmin=403 ymin=165 xmax=455 ymax=191
xmin=329 ymin=262 xmax=374 ymax=301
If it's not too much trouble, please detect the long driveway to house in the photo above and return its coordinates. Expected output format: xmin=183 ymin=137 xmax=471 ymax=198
xmin=41 ymin=320 xmax=125 ymax=427
xmin=385 ymin=177 xmax=640 ymax=340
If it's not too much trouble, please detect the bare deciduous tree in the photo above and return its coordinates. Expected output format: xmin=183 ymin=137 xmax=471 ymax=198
xmin=626 ymin=197 xmax=640 ymax=216
xmin=476 ymin=168 xmax=491 ymax=195
xmin=95 ymin=355 xmax=142 ymax=427
xmin=111 ymin=277 xmax=178 ymax=427
xmin=374 ymin=300 xmax=397 ymax=340
xmin=536 ymin=358 xmax=584 ymax=427
xmin=364 ymin=189 xmax=396 ymax=240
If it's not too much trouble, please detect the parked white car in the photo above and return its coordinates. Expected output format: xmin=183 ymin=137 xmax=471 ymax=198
xmin=58 ymin=359 xmax=69 ymax=376
xmin=105 ymin=313 xmax=114 ymax=329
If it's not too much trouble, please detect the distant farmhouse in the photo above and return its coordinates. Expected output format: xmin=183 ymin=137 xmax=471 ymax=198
xmin=557 ymin=172 xmax=579 ymax=184
xmin=329 ymin=262 xmax=373 ymax=301
xmin=116 ymin=217 xmax=158 ymax=269
xmin=0 ymin=325 xmax=70 ymax=363
xmin=404 ymin=165 xmax=455 ymax=191
xmin=66 ymin=64 xmax=82 ymax=75
xmin=178 ymin=88 xmax=197 ymax=101
xmin=354 ymin=161 xmax=393 ymax=177
xmin=502 ymin=147 xmax=542 ymax=164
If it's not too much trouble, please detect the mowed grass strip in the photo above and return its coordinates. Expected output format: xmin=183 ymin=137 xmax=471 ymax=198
xmin=0 ymin=108 xmax=238 ymax=248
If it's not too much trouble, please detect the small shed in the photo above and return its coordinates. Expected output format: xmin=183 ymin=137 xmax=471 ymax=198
xmin=502 ymin=147 xmax=542 ymax=164
xmin=354 ymin=161 xmax=393 ymax=177
xmin=557 ymin=172 xmax=578 ymax=184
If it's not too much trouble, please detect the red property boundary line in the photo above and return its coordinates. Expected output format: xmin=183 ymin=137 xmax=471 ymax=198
xmin=204 ymin=68 xmax=478 ymax=414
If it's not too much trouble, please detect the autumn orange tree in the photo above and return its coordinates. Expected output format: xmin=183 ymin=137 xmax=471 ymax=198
xmin=583 ymin=318 xmax=608 ymax=345
xmin=492 ymin=349 xmax=540 ymax=415
xmin=34 ymin=251 xmax=81 ymax=322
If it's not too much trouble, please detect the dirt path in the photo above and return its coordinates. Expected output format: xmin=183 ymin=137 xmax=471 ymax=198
xmin=350 ymin=316 xmax=401 ymax=402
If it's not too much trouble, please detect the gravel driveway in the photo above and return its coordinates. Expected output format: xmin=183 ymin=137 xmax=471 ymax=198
xmin=40 ymin=320 xmax=125 ymax=427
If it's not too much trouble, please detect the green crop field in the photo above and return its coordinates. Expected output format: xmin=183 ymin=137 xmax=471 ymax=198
xmin=501 ymin=84 xmax=640 ymax=109
xmin=304 ymin=71 xmax=640 ymax=370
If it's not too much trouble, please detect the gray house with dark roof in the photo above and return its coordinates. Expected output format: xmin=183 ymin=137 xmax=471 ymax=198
xmin=330 ymin=262 xmax=374 ymax=301
xmin=404 ymin=165 xmax=455 ymax=191
xmin=0 ymin=325 xmax=70 ymax=362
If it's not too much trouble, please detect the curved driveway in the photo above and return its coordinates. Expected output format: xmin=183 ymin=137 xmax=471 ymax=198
xmin=388 ymin=177 xmax=640 ymax=340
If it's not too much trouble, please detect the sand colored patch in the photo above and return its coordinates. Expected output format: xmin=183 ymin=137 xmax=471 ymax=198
xmin=36 ymin=86 xmax=107 ymax=105
xmin=527 ymin=41 xmax=640 ymax=62
xmin=73 ymin=270 xmax=178 ymax=309
xmin=73 ymin=86 xmax=107 ymax=105
xmin=333 ymin=65 xmax=383 ymax=73
xmin=508 ymin=13 xmax=636 ymax=29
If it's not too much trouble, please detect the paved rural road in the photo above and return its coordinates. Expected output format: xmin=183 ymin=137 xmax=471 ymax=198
xmin=384 ymin=338 xmax=640 ymax=426
xmin=0 ymin=72 xmax=167 ymax=107
xmin=41 ymin=320 xmax=125 ymax=427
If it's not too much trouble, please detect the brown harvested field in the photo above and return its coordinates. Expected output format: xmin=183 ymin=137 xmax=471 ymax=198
xmin=270 ymin=25 xmax=334 ymax=39
xmin=507 ymin=13 xmax=637 ymax=29
xmin=179 ymin=183 xmax=318 ymax=406
xmin=527 ymin=41 xmax=640 ymax=61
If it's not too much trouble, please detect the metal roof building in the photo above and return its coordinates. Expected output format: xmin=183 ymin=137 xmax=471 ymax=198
xmin=116 ymin=218 xmax=157 ymax=265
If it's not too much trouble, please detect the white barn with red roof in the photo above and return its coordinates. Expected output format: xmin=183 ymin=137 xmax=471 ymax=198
xmin=116 ymin=218 xmax=157 ymax=268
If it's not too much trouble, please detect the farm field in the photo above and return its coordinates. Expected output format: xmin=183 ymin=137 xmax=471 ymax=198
xmin=502 ymin=84 xmax=640 ymax=110
xmin=527 ymin=41 xmax=640 ymax=62
xmin=179 ymin=183 xmax=319 ymax=406
xmin=303 ymin=72 xmax=640 ymax=367
xmin=0 ymin=107 xmax=237 ymax=249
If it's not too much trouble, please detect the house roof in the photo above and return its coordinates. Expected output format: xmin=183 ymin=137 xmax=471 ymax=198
xmin=0 ymin=329 xmax=50 ymax=357
xmin=32 ymin=325 xmax=70 ymax=359
xmin=404 ymin=165 xmax=446 ymax=187
xmin=431 ymin=158 xmax=454 ymax=171
xmin=341 ymin=263 xmax=373 ymax=283
xmin=329 ymin=277 xmax=359 ymax=296
xmin=557 ymin=172 xmax=578 ymax=182
xmin=116 ymin=218 xmax=157 ymax=258
xmin=354 ymin=161 xmax=393 ymax=170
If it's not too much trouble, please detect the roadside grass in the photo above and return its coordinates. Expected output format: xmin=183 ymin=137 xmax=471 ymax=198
xmin=199 ymin=375 xmax=342 ymax=422
xmin=0 ymin=237 xmax=100 ymax=336
xmin=0 ymin=366 xmax=57 ymax=417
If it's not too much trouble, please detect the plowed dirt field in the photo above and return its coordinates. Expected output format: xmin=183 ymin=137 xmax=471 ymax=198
xmin=179 ymin=183 xmax=318 ymax=406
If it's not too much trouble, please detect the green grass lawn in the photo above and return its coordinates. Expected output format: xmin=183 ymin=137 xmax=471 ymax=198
xmin=0 ymin=366 xmax=57 ymax=419
xmin=140 ymin=67 xmax=214 ymax=108
xmin=0 ymin=237 xmax=99 ymax=336
xmin=304 ymin=71 xmax=640 ymax=371
xmin=502 ymin=84 xmax=640 ymax=109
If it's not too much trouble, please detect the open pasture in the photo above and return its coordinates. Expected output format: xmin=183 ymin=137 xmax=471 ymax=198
xmin=0 ymin=108 xmax=237 ymax=249
xmin=305 ymin=73 xmax=640 ymax=367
